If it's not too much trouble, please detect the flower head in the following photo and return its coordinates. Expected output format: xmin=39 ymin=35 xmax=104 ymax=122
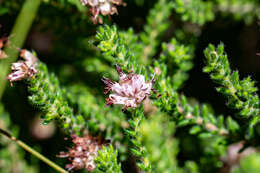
xmin=57 ymin=134 xmax=107 ymax=172
xmin=80 ymin=0 xmax=125 ymax=24
xmin=102 ymin=66 xmax=154 ymax=110
xmin=7 ymin=49 xmax=38 ymax=85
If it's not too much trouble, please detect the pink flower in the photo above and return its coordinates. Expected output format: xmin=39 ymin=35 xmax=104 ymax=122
xmin=7 ymin=50 xmax=38 ymax=85
xmin=57 ymin=134 xmax=106 ymax=172
xmin=102 ymin=66 xmax=154 ymax=110
xmin=80 ymin=0 xmax=125 ymax=24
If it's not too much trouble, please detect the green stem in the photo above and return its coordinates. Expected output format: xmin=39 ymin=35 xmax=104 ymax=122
xmin=0 ymin=128 xmax=68 ymax=173
xmin=0 ymin=0 xmax=41 ymax=100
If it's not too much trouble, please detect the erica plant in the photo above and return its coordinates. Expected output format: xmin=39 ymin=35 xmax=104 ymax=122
xmin=1 ymin=0 xmax=260 ymax=173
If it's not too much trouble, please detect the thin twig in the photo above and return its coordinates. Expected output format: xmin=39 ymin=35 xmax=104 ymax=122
xmin=177 ymin=107 xmax=229 ymax=135
xmin=0 ymin=128 xmax=68 ymax=173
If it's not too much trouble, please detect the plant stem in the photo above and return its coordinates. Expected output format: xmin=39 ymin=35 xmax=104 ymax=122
xmin=178 ymin=106 xmax=228 ymax=135
xmin=0 ymin=128 xmax=68 ymax=173
xmin=0 ymin=0 xmax=41 ymax=100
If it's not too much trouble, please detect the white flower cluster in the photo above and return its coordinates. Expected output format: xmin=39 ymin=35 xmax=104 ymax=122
xmin=102 ymin=66 xmax=153 ymax=110
xmin=58 ymin=134 xmax=105 ymax=172
xmin=7 ymin=50 xmax=38 ymax=85
xmin=80 ymin=0 xmax=125 ymax=24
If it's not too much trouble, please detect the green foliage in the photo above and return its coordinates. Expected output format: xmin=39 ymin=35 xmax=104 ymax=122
xmin=204 ymin=44 xmax=260 ymax=136
xmin=83 ymin=58 xmax=118 ymax=78
xmin=66 ymin=84 xmax=128 ymax=145
xmin=216 ymin=0 xmax=260 ymax=24
xmin=173 ymin=0 xmax=214 ymax=25
xmin=97 ymin=0 xmax=175 ymax=66
xmin=26 ymin=61 xmax=123 ymax=172
xmin=159 ymin=38 xmax=194 ymax=90
xmin=151 ymin=40 xmax=241 ymax=171
xmin=153 ymin=67 xmax=238 ymax=135
xmin=96 ymin=25 xmax=137 ymax=71
xmin=2 ymin=0 xmax=260 ymax=172
xmin=95 ymin=23 xmax=234 ymax=171
xmin=125 ymin=106 xmax=152 ymax=172
xmin=118 ymin=28 xmax=144 ymax=64
xmin=0 ymin=0 xmax=22 ymax=15
xmin=28 ymin=62 xmax=85 ymax=134
xmin=184 ymin=161 xmax=199 ymax=173
xmin=140 ymin=113 xmax=182 ymax=173
xmin=140 ymin=0 xmax=174 ymax=63
xmin=153 ymin=41 xmax=239 ymax=137
xmin=172 ymin=0 xmax=260 ymax=25
xmin=96 ymin=25 xmax=153 ymax=172
xmin=95 ymin=145 xmax=122 ymax=173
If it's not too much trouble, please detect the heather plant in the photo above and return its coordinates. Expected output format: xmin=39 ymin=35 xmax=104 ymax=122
xmin=0 ymin=0 xmax=260 ymax=173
